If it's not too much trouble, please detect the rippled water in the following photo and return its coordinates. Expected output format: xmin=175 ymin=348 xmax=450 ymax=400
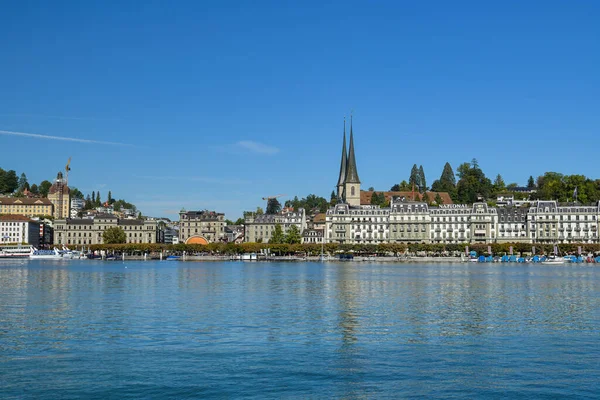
xmin=1 ymin=260 xmax=599 ymax=399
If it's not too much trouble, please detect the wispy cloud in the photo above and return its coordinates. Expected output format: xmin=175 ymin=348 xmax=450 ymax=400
xmin=0 ymin=129 xmax=133 ymax=147
xmin=235 ymin=140 xmax=279 ymax=155
xmin=0 ymin=113 xmax=104 ymax=121
xmin=135 ymin=175 xmax=252 ymax=185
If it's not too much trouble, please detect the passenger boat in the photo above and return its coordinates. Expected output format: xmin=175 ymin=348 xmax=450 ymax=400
xmin=29 ymin=247 xmax=63 ymax=259
xmin=0 ymin=245 xmax=32 ymax=259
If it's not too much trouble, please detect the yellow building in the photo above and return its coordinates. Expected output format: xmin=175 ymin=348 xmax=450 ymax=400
xmin=47 ymin=172 xmax=70 ymax=219
xmin=0 ymin=197 xmax=53 ymax=217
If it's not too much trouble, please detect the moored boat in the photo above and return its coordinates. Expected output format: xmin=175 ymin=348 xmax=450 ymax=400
xmin=0 ymin=245 xmax=32 ymax=259
xmin=541 ymin=255 xmax=567 ymax=265
xmin=29 ymin=247 xmax=63 ymax=260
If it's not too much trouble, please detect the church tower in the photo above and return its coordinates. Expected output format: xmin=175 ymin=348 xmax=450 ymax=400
xmin=336 ymin=118 xmax=347 ymax=200
xmin=343 ymin=115 xmax=361 ymax=206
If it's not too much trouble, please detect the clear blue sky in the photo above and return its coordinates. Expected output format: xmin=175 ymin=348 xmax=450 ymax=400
xmin=1 ymin=1 xmax=599 ymax=220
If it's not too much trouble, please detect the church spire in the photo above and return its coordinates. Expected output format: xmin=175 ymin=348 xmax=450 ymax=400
xmin=344 ymin=114 xmax=360 ymax=184
xmin=336 ymin=118 xmax=348 ymax=198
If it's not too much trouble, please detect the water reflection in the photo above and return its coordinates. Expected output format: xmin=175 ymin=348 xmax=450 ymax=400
xmin=0 ymin=260 xmax=598 ymax=399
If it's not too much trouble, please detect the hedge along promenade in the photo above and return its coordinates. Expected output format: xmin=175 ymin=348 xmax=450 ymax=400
xmin=86 ymin=242 xmax=600 ymax=256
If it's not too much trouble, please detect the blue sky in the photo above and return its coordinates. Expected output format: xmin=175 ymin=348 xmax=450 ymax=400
xmin=1 ymin=1 xmax=599 ymax=220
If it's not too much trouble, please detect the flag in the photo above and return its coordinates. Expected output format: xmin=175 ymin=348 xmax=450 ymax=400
xmin=573 ymin=186 xmax=578 ymax=199
xmin=509 ymin=246 xmax=513 ymax=255
xmin=578 ymin=246 xmax=582 ymax=255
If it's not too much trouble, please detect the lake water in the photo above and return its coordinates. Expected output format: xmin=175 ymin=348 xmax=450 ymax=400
xmin=1 ymin=259 xmax=599 ymax=399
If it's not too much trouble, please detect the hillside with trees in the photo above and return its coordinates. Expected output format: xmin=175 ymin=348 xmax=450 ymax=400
xmin=387 ymin=160 xmax=600 ymax=205
xmin=1 ymin=166 xmax=140 ymax=215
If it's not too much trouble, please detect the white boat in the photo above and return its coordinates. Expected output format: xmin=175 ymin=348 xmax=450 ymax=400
xmin=60 ymin=247 xmax=87 ymax=259
xmin=541 ymin=256 xmax=567 ymax=265
xmin=29 ymin=247 xmax=63 ymax=259
xmin=0 ymin=245 xmax=33 ymax=259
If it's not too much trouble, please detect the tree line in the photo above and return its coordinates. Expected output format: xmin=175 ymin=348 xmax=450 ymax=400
xmin=0 ymin=168 xmax=53 ymax=196
xmin=87 ymin=241 xmax=600 ymax=257
xmin=387 ymin=160 xmax=600 ymax=205
xmin=1 ymin=166 xmax=140 ymax=216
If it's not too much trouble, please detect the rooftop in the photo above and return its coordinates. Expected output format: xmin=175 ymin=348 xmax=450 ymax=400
xmin=0 ymin=214 xmax=35 ymax=222
xmin=0 ymin=197 xmax=53 ymax=205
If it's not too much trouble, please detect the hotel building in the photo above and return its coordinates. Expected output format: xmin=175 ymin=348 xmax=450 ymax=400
xmin=179 ymin=210 xmax=225 ymax=244
xmin=53 ymin=215 xmax=158 ymax=246
xmin=244 ymin=208 xmax=306 ymax=243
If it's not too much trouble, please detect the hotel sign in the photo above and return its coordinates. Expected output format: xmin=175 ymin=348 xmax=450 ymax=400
xmin=439 ymin=204 xmax=468 ymax=209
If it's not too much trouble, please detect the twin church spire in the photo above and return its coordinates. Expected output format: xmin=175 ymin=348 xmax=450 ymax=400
xmin=336 ymin=115 xmax=361 ymax=206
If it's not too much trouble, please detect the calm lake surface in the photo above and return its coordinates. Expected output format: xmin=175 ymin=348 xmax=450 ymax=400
xmin=1 ymin=259 xmax=599 ymax=399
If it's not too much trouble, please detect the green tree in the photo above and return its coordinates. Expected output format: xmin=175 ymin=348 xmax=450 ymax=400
xmin=368 ymin=187 xmax=375 ymax=191
xmin=234 ymin=217 xmax=245 ymax=225
xmin=409 ymin=164 xmax=419 ymax=190
xmin=96 ymin=191 xmax=101 ymax=206
xmin=330 ymin=190 xmax=337 ymax=206
xmin=493 ymin=174 xmax=506 ymax=193
xmin=0 ymin=168 xmax=5 ymax=193
xmin=431 ymin=162 xmax=457 ymax=201
xmin=225 ymin=219 xmax=234 ymax=225
xmin=255 ymin=207 xmax=264 ymax=215
xmin=455 ymin=160 xmax=493 ymax=203
xmin=102 ymin=227 xmax=126 ymax=244
xmin=440 ymin=162 xmax=456 ymax=187
xmin=266 ymin=198 xmax=281 ymax=214
xmin=70 ymin=187 xmax=84 ymax=199
xmin=270 ymin=224 xmax=285 ymax=244
xmin=3 ymin=170 xmax=18 ymax=193
xmin=527 ymin=175 xmax=536 ymax=189
xmin=108 ymin=191 xmax=113 ymax=204
xmin=30 ymin=183 xmax=39 ymax=194
xmin=370 ymin=191 xmax=380 ymax=205
xmin=39 ymin=180 xmax=52 ymax=197
xmin=456 ymin=162 xmax=471 ymax=180
xmin=422 ymin=192 xmax=431 ymax=204
xmin=92 ymin=191 xmax=96 ymax=204
xmin=84 ymin=194 xmax=93 ymax=209
xmin=418 ymin=165 xmax=426 ymax=193
xmin=285 ymin=225 xmax=301 ymax=244
xmin=18 ymin=173 xmax=28 ymax=191
xmin=399 ymin=180 xmax=411 ymax=191
xmin=434 ymin=193 xmax=444 ymax=205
